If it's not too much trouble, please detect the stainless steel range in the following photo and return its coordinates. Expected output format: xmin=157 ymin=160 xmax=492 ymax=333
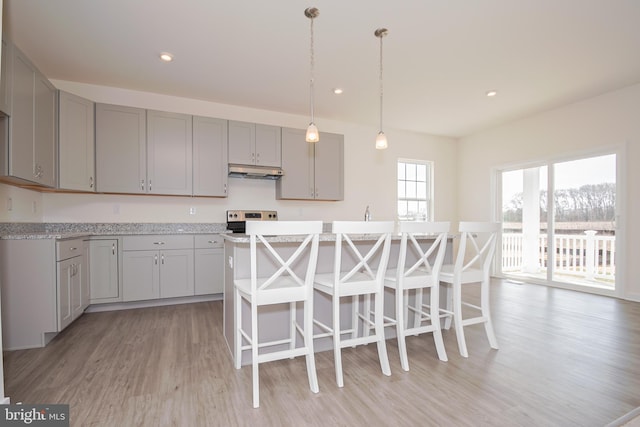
xmin=226 ymin=210 xmax=278 ymax=234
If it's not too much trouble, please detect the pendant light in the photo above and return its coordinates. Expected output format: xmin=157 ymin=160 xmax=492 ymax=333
xmin=375 ymin=28 xmax=388 ymax=150
xmin=305 ymin=7 xmax=320 ymax=143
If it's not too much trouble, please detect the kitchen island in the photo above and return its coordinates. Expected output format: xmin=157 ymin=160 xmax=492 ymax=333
xmin=221 ymin=232 xmax=452 ymax=365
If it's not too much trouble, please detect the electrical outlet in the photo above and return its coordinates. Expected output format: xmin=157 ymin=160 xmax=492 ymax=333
xmin=189 ymin=206 xmax=196 ymax=215
xmin=32 ymin=201 xmax=37 ymax=214
xmin=6 ymin=197 xmax=12 ymax=211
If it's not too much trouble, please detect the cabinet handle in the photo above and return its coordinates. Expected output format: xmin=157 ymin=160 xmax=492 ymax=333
xmin=153 ymin=241 xmax=165 ymax=245
xmin=112 ymin=243 xmax=116 ymax=255
xmin=34 ymin=164 xmax=43 ymax=179
xmin=141 ymin=179 xmax=145 ymax=191
xmin=89 ymin=176 xmax=94 ymax=188
xmin=207 ymin=240 xmax=218 ymax=244
xmin=154 ymin=254 xmax=158 ymax=265
xmin=149 ymin=180 xmax=152 ymax=192
xmin=69 ymin=247 xmax=78 ymax=251
xmin=161 ymin=254 xmax=165 ymax=265
xmin=224 ymin=184 xmax=227 ymax=194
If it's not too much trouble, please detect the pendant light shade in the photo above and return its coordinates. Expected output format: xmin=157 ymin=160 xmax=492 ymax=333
xmin=306 ymin=123 xmax=319 ymax=143
xmin=375 ymin=131 xmax=388 ymax=150
xmin=375 ymin=28 xmax=388 ymax=150
xmin=305 ymin=7 xmax=320 ymax=143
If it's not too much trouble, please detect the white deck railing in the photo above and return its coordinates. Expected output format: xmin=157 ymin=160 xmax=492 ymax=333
xmin=502 ymin=231 xmax=615 ymax=281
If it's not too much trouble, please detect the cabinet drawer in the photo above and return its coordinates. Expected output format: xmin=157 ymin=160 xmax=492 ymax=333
xmin=56 ymin=238 xmax=84 ymax=261
xmin=122 ymin=235 xmax=194 ymax=251
xmin=194 ymin=234 xmax=224 ymax=249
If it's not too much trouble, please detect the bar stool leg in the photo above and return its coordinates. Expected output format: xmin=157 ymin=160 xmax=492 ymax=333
xmin=375 ymin=291 xmax=391 ymax=376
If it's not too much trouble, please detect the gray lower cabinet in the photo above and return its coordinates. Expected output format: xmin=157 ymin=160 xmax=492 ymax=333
xmin=56 ymin=238 xmax=88 ymax=331
xmin=122 ymin=235 xmax=194 ymax=302
xmin=0 ymin=237 xmax=88 ymax=350
xmin=95 ymin=103 xmax=146 ymax=193
xmin=58 ymin=91 xmax=95 ymax=191
xmin=276 ymin=128 xmax=344 ymax=201
xmin=89 ymin=238 xmax=120 ymax=303
xmin=194 ymin=234 xmax=224 ymax=295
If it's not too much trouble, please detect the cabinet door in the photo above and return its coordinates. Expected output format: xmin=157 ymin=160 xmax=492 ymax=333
xmin=160 ymin=249 xmax=194 ymax=298
xmin=59 ymin=91 xmax=95 ymax=191
xmin=276 ymin=127 xmax=314 ymax=200
xmin=313 ymin=132 xmax=344 ymax=201
xmin=255 ymin=124 xmax=281 ymax=167
xmin=33 ymin=73 xmax=57 ymax=187
xmin=71 ymin=257 xmax=85 ymax=321
xmin=122 ymin=250 xmax=159 ymax=302
xmin=80 ymin=241 xmax=90 ymax=312
xmin=8 ymin=48 xmax=35 ymax=182
xmin=193 ymin=116 xmax=228 ymax=197
xmin=95 ymin=103 xmax=146 ymax=193
xmin=0 ymin=39 xmax=13 ymax=115
xmin=195 ymin=248 xmax=224 ymax=295
xmin=57 ymin=257 xmax=75 ymax=331
xmin=147 ymin=110 xmax=192 ymax=195
xmin=228 ymin=120 xmax=255 ymax=165
xmin=90 ymin=239 xmax=119 ymax=303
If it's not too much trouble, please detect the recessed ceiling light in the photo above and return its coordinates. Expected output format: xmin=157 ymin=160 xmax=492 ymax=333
xmin=333 ymin=88 xmax=343 ymax=95
xmin=159 ymin=52 xmax=174 ymax=62
xmin=486 ymin=90 xmax=497 ymax=97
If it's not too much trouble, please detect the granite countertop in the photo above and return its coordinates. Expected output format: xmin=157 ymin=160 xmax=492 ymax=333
xmin=221 ymin=232 xmax=441 ymax=244
xmin=0 ymin=223 xmax=229 ymax=240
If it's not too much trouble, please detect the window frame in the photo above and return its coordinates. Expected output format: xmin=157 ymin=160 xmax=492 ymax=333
xmin=397 ymin=158 xmax=434 ymax=221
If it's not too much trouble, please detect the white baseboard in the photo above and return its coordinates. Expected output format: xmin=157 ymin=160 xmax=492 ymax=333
xmin=85 ymin=293 xmax=222 ymax=313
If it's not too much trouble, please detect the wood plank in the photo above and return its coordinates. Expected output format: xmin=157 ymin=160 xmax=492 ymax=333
xmin=4 ymin=279 xmax=640 ymax=425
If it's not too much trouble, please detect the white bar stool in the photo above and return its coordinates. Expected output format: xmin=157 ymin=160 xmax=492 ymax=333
xmin=234 ymin=220 xmax=322 ymax=408
xmin=440 ymin=221 xmax=500 ymax=357
xmin=313 ymin=220 xmax=394 ymax=388
xmin=383 ymin=221 xmax=450 ymax=371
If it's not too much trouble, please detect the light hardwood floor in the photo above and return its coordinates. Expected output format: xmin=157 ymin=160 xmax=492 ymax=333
xmin=4 ymin=279 xmax=640 ymax=426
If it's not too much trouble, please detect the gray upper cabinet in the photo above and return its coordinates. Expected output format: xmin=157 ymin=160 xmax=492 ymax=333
xmin=313 ymin=131 xmax=344 ymax=200
xmin=0 ymin=39 xmax=12 ymax=115
xmin=95 ymin=103 xmax=146 ymax=194
xmin=146 ymin=110 xmax=192 ymax=195
xmin=228 ymin=120 xmax=281 ymax=167
xmin=0 ymin=40 xmax=57 ymax=187
xmin=193 ymin=116 xmax=228 ymax=197
xmin=58 ymin=91 xmax=95 ymax=191
xmin=276 ymin=127 xmax=344 ymax=201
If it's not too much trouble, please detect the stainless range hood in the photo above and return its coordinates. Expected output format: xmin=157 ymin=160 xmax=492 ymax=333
xmin=228 ymin=164 xmax=284 ymax=180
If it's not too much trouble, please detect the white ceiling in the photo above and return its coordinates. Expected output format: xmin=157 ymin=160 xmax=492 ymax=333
xmin=4 ymin=0 xmax=640 ymax=138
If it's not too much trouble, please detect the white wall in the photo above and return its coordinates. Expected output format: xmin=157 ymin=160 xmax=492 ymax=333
xmin=0 ymin=80 xmax=457 ymax=224
xmin=458 ymin=83 xmax=640 ymax=301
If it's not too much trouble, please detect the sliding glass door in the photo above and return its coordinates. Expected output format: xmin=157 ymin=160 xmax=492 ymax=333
xmin=500 ymin=153 xmax=617 ymax=292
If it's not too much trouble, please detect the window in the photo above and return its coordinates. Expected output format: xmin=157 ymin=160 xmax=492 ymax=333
xmin=397 ymin=159 xmax=432 ymax=220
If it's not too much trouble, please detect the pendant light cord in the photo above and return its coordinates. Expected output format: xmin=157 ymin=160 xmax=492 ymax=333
xmin=379 ymin=33 xmax=384 ymax=133
xmin=309 ymin=15 xmax=315 ymax=124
